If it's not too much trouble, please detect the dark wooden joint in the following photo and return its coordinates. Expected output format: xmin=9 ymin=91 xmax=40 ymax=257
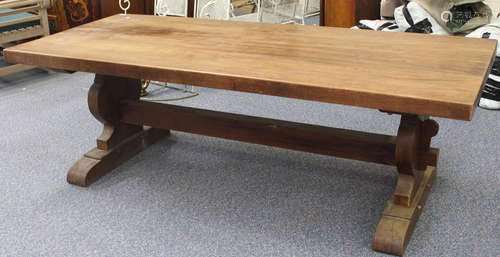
xmin=88 ymin=75 xmax=143 ymax=150
xmin=394 ymin=114 xmax=439 ymax=206
xmin=67 ymin=74 xmax=169 ymax=186
xmin=373 ymin=113 xmax=440 ymax=255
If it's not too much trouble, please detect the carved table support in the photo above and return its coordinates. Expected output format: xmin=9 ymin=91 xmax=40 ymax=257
xmin=66 ymin=75 xmax=442 ymax=255
xmin=67 ymin=74 xmax=169 ymax=186
xmin=373 ymin=114 xmax=439 ymax=256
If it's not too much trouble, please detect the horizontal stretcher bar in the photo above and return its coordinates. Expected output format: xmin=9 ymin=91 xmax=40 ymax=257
xmin=120 ymin=100 xmax=402 ymax=166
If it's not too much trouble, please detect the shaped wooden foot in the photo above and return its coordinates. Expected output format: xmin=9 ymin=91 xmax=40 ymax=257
xmin=67 ymin=74 xmax=169 ymax=186
xmin=373 ymin=114 xmax=439 ymax=255
xmin=67 ymin=127 xmax=169 ymax=186
xmin=373 ymin=166 xmax=436 ymax=256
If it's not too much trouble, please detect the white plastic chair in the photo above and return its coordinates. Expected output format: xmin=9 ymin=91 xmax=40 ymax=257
xmin=154 ymin=0 xmax=189 ymax=17
xmin=195 ymin=0 xmax=261 ymax=22
xmin=294 ymin=0 xmax=320 ymax=24
xmin=259 ymin=0 xmax=298 ymax=24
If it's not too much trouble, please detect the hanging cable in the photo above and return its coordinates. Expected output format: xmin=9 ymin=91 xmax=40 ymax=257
xmin=140 ymin=80 xmax=199 ymax=102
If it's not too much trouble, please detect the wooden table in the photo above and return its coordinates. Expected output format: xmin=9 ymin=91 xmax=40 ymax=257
xmin=4 ymin=15 xmax=496 ymax=256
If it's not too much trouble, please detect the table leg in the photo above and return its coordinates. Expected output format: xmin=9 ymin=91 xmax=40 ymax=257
xmin=373 ymin=114 xmax=439 ymax=256
xmin=66 ymin=80 xmax=440 ymax=254
xmin=67 ymin=74 xmax=169 ymax=186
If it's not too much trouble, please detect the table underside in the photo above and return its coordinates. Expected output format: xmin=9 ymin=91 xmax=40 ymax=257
xmin=67 ymin=74 xmax=441 ymax=256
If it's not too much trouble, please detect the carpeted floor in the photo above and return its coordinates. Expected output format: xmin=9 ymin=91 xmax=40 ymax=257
xmin=0 ymin=65 xmax=498 ymax=257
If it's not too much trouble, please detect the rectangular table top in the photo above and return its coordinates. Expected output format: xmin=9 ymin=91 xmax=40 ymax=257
xmin=4 ymin=14 xmax=496 ymax=120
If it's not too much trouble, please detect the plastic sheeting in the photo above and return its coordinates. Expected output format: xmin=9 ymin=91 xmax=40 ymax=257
xmin=380 ymin=0 xmax=404 ymax=18
xmin=352 ymin=19 xmax=401 ymax=32
xmin=413 ymin=0 xmax=492 ymax=33
xmin=467 ymin=18 xmax=500 ymax=106
xmin=394 ymin=2 xmax=451 ymax=35
xmin=466 ymin=18 xmax=500 ymax=55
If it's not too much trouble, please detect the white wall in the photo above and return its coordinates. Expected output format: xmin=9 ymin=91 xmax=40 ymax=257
xmin=485 ymin=0 xmax=500 ymax=17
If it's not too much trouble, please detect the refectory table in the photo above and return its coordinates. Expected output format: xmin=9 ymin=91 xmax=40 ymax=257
xmin=4 ymin=14 xmax=496 ymax=256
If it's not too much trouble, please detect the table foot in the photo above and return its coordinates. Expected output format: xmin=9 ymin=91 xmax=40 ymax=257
xmin=67 ymin=127 xmax=169 ymax=186
xmin=373 ymin=166 xmax=436 ymax=256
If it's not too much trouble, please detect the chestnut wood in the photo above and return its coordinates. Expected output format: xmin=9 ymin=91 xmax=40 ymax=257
xmin=320 ymin=0 xmax=381 ymax=27
xmin=3 ymin=16 xmax=495 ymax=256
xmin=4 ymin=15 xmax=496 ymax=120
xmin=373 ymin=166 xmax=436 ymax=256
xmin=88 ymin=75 xmax=144 ymax=150
xmin=120 ymin=100 xmax=398 ymax=165
xmin=394 ymin=115 xmax=439 ymax=206
xmin=322 ymin=0 xmax=355 ymax=27
xmin=356 ymin=0 xmax=381 ymax=26
xmin=394 ymin=115 xmax=423 ymax=206
xmin=67 ymin=75 xmax=169 ymax=186
xmin=319 ymin=0 xmax=324 ymax=26
xmin=67 ymin=127 xmax=168 ymax=186
xmin=187 ymin=0 xmax=195 ymax=17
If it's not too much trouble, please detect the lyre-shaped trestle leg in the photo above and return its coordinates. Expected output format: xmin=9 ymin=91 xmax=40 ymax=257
xmin=373 ymin=114 xmax=439 ymax=256
xmin=67 ymin=75 xmax=169 ymax=186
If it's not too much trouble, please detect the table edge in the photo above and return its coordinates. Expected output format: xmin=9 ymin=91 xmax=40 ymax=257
xmin=4 ymin=46 xmax=485 ymax=121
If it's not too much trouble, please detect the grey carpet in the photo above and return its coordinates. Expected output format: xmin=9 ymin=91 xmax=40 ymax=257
xmin=1 ymin=68 xmax=498 ymax=257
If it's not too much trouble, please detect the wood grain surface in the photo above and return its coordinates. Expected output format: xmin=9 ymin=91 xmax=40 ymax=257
xmin=4 ymin=14 xmax=496 ymax=120
xmin=120 ymin=99 xmax=398 ymax=165
xmin=321 ymin=0 xmax=381 ymax=28
xmin=322 ymin=0 xmax=355 ymax=27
